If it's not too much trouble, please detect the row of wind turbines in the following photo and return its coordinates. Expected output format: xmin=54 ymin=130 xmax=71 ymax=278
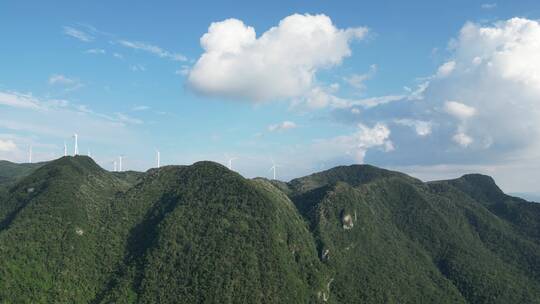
xmin=27 ymin=134 xmax=282 ymax=179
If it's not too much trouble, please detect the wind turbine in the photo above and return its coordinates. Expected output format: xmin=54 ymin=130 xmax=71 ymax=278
xmin=156 ymin=149 xmax=160 ymax=168
xmin=269 ymin=158 xmax=280 ymax=180
xmin=63 ymin=141 xmax=67 ymax=157
xmin=112 ymin=160 xmax=117 ymax=172
xmin=73 ymin=133 xmax=79 ymax=155
xmin=227 ymin=157 xmax=237 ymax=170
xmin=118 ymin=155 xmax=124 ymax=172
xmin=28 ymin=145 xmax=33 ymax=164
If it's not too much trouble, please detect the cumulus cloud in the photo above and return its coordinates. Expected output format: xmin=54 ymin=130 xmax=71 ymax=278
xmin=453 ymin=132 xmax=474 ymax=147
xmin=395 ymin=119 xmax=432 ymax=136
xmin=436 ymin=61 xmax=456 ymax=78
xmin=268 ymin=121 xmax=297 ymax=132
xmin=187 ymin=14 xmax=368 ymax=102
xmin=315 ymin=123 xmax=393 ymax=163
xmin=325 ymin=17 xmax=540 ymax=180
xmin=0 ymin=139 xmax=16 ymax=152
xmin=423 ymin=18 xmax=540 ymax=151
xmin=444 ymin=101 xmax=476 ymax=120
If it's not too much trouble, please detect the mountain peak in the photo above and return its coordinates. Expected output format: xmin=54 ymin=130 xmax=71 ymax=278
xmin=448 ymin=173 xmax=505 ymax=203
xmin=288 ymin=163 xmax=413 ymax=194
xmin=50 ymin=155 xmax=104 ymax=172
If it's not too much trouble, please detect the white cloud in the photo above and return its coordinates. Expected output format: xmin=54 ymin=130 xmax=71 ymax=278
xmin=407 ymin=81 xmax=430 ymax=101
xmin=268 ymin=121 xmax=297 ymax=132
xmin=316 ymin=123 xmax=393 ymax=163
xmin=0 ymin=91 xmax=41 ymax=110
xmin=175 ymin=65 xmax=191 ymax=76
xmin=481 ymin=3 xmax=497 ymax=9
xmin=115 ymin=113 xmax=143 ymax=125
xmin=453 ymin=132 xmax=474 ymax=147
xmin=85 ymin=49 xmax=106 ymax=54
xmin=113 ymin=52 xmax=123 ymax=59
xmin=118 ymin=40 xmax=187 ymax=61
xmin=48 ymin=74 xmax=83 ymax=91
xmin=299 ymin=85 xmax=404 ymax=110
xmin=421 ymin=18 xmax=540 ymax=151
xmin=0 ymin=139 xmax=16 ymax=152
xmin=349 ymin=95 xmax=405 ymax=108
xmin=303 ymin=86 xmax=338 ymax=108
xmin=0 ymin=90 xmax=141 ymax=129
xmin=188 ymin=14 xmax=368 ymax=102
xmin=444 ymin=101 xmax=476 ymax=120
xmin=436 ymin=61 xmax=456 ymax=78
xmin=49 ymin=74 xmax=76 ymax=86
xmin=63 ymin=26 xmax=94 ymax=42
xmin=395 ymin=119 xmax=432 ymax=136
xmin=344 ymin=64 xmax=377 ymax=91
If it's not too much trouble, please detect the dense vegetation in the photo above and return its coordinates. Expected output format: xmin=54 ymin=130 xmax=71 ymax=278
xmin=0 ymin=160 xmax=43 ymax=201
xmin=0 ymin=156 xmax=538 ymax=303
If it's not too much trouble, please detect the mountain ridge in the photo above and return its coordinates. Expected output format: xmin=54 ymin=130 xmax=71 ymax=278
xmin=0 ymin=156 xmax=538 ymax=303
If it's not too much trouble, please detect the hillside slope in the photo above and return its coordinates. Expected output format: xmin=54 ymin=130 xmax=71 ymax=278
xmin=0 ymin=157 xmax=538 ymax=303
xmin=289 ymin=166 xmax=540 ymax=303
xmin=0 ymin=157 xmax=135 ymax=302
xmin=0 ymin=160 xmax=44 ymax=201
xmin=96 ymin=162 xmax=327 ymax=303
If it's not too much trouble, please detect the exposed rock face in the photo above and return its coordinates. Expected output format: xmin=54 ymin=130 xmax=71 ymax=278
xmin=321 ymin=248 xmax=330 ymax=262
xmin=342 ymin=213 xmax=354 ymax=230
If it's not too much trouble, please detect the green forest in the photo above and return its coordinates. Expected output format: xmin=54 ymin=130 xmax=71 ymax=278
xmin=0 ymin=156 xmax=539 ymax=303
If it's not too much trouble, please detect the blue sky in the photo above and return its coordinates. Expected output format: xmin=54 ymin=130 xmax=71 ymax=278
xmin=1 ymin=1 xmax=540 ymax=193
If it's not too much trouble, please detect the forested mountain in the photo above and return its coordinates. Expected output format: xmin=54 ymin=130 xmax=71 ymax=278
xmin=0 ymin=156 xmax=539 ymax=303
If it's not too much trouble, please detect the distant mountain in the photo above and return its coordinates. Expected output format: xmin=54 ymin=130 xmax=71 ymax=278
xmin=510 ymin=192 xmax=540 ymax=203
xmin=0 ymin=156 xmax=539 ymax=303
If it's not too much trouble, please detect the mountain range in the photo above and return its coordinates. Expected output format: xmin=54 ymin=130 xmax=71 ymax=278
xmin=0 ymin=156 xmax=539 ymax=303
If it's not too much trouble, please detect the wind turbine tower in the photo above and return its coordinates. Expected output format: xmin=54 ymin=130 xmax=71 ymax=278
xmin=270 ymin=164 xmax=276 ymax=180
xmin=112 ymin=160 xmax=117 ymax=172
xmin=28 ymin=145 xmax=33 ymax=164
xmin=63 ymin=141 xmax=67 ymax=157
xmin=269 ymin=159 xmax=279 ymax=180
xmin=118 ymin=155 xmax=123 ymax=172
xmin=156 ymin=150 xmax=161 ymax=168
xmin=228 ymin=157 xmax=237 ymax=170
xmin=73 ymin=133 xmax=79 ymax=155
